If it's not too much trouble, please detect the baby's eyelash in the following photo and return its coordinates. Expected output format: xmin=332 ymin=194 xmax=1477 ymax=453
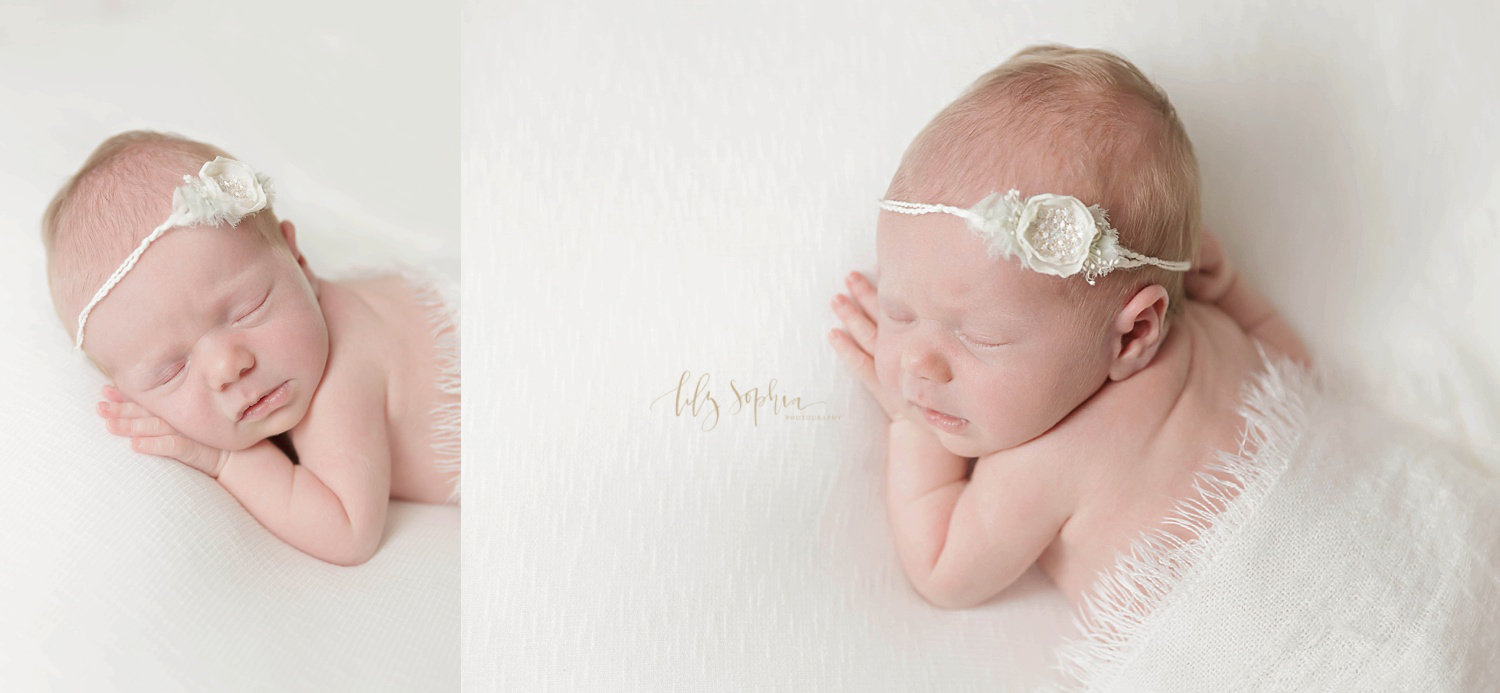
xmin=960 ymin=334 xmax=1005 ymax=349
xmin=155 ymin=361 xmax=186 ymax=387
xmin=235 ymin=294 xmax=269 ymax=323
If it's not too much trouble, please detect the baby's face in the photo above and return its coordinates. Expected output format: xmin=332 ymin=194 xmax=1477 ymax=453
xmin=83 ymin=222 xmax=329 ymax=451
xmin=875 ymin=211 xmax=1114 ymax=458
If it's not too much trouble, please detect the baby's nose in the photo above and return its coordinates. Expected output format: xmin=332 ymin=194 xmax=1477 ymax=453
xmin=902 ymin=343 xmax=952 ymax=383
xmin=209 ymin=343 xmax=256 ymax=391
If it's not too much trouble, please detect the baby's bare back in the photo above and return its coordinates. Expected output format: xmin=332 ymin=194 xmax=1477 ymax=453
xmin=316 ymin=274 xmax=459 ymax=504
xmin=1030 ymin=300 xmax=1265 ymax=603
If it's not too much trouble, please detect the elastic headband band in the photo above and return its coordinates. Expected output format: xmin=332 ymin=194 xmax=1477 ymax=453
xmin=879 ymin=189 xmax=1190 ymax=284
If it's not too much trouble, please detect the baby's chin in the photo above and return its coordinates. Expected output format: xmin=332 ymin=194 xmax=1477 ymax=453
xmin=217 ymin=401 xmax=308 ymax=451
xmin=933 ymin=430 xmax=1003 ymax=460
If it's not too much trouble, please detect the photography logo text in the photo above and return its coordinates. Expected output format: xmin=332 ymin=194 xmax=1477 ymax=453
xmin=650 ymin=370 xmax=834 ymax=431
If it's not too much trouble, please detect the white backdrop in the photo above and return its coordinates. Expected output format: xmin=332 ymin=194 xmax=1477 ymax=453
xmin=467 ymin=0 xmax=1500 ymax=690
xmin=0 ymin=1 xmax=459 ymax=690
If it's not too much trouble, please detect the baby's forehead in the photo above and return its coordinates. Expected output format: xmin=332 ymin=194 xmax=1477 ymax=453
xmin=64 ymin=218 xmax=268 ymax=292
xmin=84 ymin=226 xmax=276 ymax=336
xmin=876 ymin=214 xmax=1051 ymax=319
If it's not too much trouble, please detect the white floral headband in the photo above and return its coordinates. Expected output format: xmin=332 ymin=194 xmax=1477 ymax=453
xmin=879 ymin=189 xmax=1190 ymax=284
xmin=73 ymin=156 xmax=275 ymax=350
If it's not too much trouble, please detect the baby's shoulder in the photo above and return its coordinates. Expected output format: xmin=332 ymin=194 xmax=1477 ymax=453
xmin=1081 ymin=302 xmax=1263 ymax=477
xmin=1040 ymin=308 xmax=1246 ymax=476
xmin=306 ymin=278 xmax=398 ymax=398
xmin=316 ymin=268 xmax=457 ymax=421
xmin=282 ymin=278 xmax=395 ymax=449
xmin=326 ymin=269 xmax=454 ymax=337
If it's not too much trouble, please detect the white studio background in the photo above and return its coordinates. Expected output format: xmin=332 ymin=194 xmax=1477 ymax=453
xmin=467 ymin=0 xmax=1500 ymax=691
xmin=0 ymin=1 xmax=459 ymax=690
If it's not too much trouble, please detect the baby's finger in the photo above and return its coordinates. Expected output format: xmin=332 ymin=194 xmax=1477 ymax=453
xmin=132 ymin=434 xmax=187 ymax=461
xmin=97 ymin=400 xmax=150 ymax=419
xmin=829 ymin=329 xmax=903 ymax=421
xmin=829 ymin=328 xmax=881 ymax=392
xmin=108 ymin=416 xmax=176 ymax=438
xmin=844 ymin=271 xmax=880 ymax=321
xmin=831 ymin=294 xmax=878 ymax=354
xmin=102 ymin=384 xmax=132 ymax=404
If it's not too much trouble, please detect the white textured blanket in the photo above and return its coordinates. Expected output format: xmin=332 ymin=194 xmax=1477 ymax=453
xmin=1050 ymin=354 xmax=1500 ymax=692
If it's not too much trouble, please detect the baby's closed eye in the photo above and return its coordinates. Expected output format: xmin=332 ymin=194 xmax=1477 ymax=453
xmin=880 ymin=303 xmax=915 ymax=323
xmin=959 ymin=333 xmax=1006 ymax=349
xmin=157 ymin=361 xmax=186 ymax=385
xmin=233 ymin=291 xmax=270 ymax=324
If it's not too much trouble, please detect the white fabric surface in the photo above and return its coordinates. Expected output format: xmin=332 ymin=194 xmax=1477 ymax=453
xmin=0 ymin=3 xmax=458 ymax=690
xmin=1052 ymin=354 xmax=1500 ymax=691
xmin=468 ymin=0 xmax=1500 ymax=690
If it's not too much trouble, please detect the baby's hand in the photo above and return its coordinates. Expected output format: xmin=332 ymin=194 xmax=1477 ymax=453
xmin=98 ymin=385 xmax=227 ymax=479
xmin=1185 ymin=227 xmax=1237 ymax=304
xmin=829 ymin=270 xmax=913 ymax=424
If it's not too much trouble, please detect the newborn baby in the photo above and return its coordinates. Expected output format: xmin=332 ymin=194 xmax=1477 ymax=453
xmin=42 ymin=131 xmax=460 ymax=566
xmin=829 ymin=44 xmax=1309 ymax=608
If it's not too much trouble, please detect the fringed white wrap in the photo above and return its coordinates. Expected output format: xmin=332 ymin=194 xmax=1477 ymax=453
xmin=404 ymin=268 xmax=462 ymax=504
xmin=1046 ymin=350 xmax=1500 ymax=692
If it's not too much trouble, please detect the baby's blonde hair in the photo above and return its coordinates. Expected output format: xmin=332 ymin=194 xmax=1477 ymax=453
xmin=888 ymin=44 xmax=1200 ymax=325
xmin=42 ymin=130 xmax=282 ymax=340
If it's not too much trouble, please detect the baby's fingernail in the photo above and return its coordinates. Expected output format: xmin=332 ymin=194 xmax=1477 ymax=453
xmin=827 ymin=330 xmax=839 ymax=343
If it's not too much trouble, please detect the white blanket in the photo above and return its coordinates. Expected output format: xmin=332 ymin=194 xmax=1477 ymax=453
xmin=1050 ymin=353 xmax=1500 ymax=692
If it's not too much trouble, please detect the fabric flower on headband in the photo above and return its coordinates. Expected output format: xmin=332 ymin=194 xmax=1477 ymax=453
xmin=73 ymin=156 xmax=276 ymax=350
xmin=173 ymin=157 xmax=276 ymax=224
xmin=879 ymin=189 xmax=1190 ymax=284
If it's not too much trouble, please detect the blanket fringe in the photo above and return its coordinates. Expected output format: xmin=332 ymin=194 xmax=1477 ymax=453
xmin=403 ymin=269 xmax=462 ymax=504
xmin=1046 ymin=347 xmax=1316 ymax=692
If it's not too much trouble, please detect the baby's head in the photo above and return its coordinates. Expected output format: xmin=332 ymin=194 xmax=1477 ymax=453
xmin=42 ymin=131 xmax=329 ymax=451
xmin=875 ymin=44 xmax=1200 ymax=458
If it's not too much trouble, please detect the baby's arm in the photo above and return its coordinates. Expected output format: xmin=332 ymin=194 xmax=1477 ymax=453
xmin=101 ymin=367 xmax=391 ymax=566
xmin=831 ymin=270 xmax=1063 ymax=609
xmin=219 ymin=367 xmax=391 ymax=566
xmin=886 ymin=421 xmax=1065 ymax=609
xmin=217 ymin=444 xmax=388 ymax=566
xmin=1187 ymin=229 xmax=1312 ymax=366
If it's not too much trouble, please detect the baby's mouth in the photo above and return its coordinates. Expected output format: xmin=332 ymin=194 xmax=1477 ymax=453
xmin=912 ymin=401 xmax=969 ymax=432
xmin=239 ymin=381 xmax=290 ymax=422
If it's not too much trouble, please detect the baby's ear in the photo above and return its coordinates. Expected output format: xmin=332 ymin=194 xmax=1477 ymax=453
xmin=280 ymin=220 xmax=317 ymax=279
xmin=278 ymin=220 xmax=322 ymax=298
xmin=279 ymin=220 xmax=301 ymax=261
xmin=1107 ymin=284 xmax=1170 ymax=382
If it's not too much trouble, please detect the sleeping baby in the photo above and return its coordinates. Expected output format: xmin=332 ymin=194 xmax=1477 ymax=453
xmin=42 ymin=131 xmax=460 ymax=566
xmin=828 ymin=44 xmax=1309 ymax=608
